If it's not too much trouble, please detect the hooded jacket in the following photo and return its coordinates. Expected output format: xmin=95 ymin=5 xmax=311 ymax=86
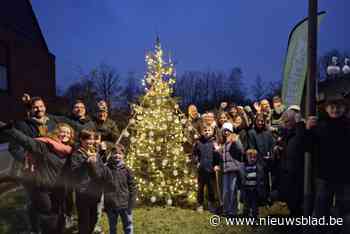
xmin=69 ymin=149 xmax=106 ymax=198
xmin=103 ymin=160 xmax=137 ymax=210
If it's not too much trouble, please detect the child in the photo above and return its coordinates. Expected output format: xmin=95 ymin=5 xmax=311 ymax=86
xmin=241 ymin=149 xmax=265 ymax=218
xmin=192 ymin=124 xmax=220 ymax=213
xmin=70 ymin=129 xmax=105 ymax=234
xmin=94 ymin=132 xmax=108 ymax=234
xmin=218 ymin=122 xmax=243 ymax=217
xmin=103 ymin=144 xmax=137 ymax=234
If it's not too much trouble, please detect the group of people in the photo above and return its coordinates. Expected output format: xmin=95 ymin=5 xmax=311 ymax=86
xmin=1 ymin=91 xmax=350 ymax=234
xmin=187 ymin=95 xmax=350 ymax=233
xmin=0 ymin=95 xmax=136 ymax=234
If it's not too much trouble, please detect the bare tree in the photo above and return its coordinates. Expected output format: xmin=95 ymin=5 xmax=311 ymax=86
xmin=251 ymin=75 xmax=268 ymax=101
xmin=122 ymin=71 xmax=142 ymax=108
xmin=64 ymin=77 xmax=98 ymax=114
xmin=90 ymin=63 xmax=122 ymax=109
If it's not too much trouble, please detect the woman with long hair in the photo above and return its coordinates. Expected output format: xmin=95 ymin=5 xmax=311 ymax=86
xmin=0 ymin=122 xmax=75 ymax=234
xmin=232 ymin=114 xmax=249 ymax=152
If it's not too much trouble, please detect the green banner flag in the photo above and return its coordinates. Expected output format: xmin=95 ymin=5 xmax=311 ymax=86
xmin=282 ymin=12 xmax=326 ymax=107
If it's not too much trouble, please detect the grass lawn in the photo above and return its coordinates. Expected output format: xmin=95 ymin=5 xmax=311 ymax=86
xmin=0 ymin=188 xmax=310 ymax=234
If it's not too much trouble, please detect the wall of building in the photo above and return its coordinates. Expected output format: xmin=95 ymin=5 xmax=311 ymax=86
xmin=0 ymin=0 xmax=56 ymax=121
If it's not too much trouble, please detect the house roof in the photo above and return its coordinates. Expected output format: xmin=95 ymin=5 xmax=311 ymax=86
xmin=0 ymin=0 xmax=49 ymax=51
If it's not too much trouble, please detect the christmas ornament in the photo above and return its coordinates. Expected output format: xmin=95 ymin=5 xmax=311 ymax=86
xmin=162 ymin=159 xmax=168 ymax=166
xmin=150 ymin=196 xmax=156 ymax=203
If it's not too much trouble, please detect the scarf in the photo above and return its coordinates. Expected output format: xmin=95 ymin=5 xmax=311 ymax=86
xmin=31 ymin=116 xmax=50 ymax=136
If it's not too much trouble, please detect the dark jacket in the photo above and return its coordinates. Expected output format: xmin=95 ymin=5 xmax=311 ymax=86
xmin=235 ymin=128 xmax=248 ymax=151
xmin=240 ymin=161 xmax=266 ymax=203
xmin=192 ymin=136 xmax=220 ymax=173
xmin=69 ymin=150 xmax=106 ymax=198
xmin=307 ymin=116 xmax=350 ymax=184
xmin=94 ymin=118 xmax=120 ymax=143
xmin=66 ymin=115 xmax=95 ymax=131
xmin=2 ymin=127 xmax=67 ymax=188
xmin=247 ymin=128 xmax=275 ymax=161
xmin=8 ymin=115 xmax=59 ymax=163
xmin=279 ymin=122 xmax=306 ymax=208
xmin=103 ymin=160 xmax=137 ymax=210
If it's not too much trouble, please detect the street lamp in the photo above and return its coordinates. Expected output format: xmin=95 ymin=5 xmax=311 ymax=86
xmin=327 ymin=56 xmax=350 ymax=77
xmin=343 ymin=58 xmax=350 ymax=75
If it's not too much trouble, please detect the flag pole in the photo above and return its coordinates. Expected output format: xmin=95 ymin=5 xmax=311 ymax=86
xmin=304 ymin=0 xmax=318 ymax=216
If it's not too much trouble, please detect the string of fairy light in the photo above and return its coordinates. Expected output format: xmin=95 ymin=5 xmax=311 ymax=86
xmin=121 ymin=38 xmax=197 ymax=205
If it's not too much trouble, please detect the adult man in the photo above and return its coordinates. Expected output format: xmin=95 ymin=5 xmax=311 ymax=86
xmin=271 ymin=96 xmax=286 ymax=128
xmin=307 ymin=95 xmax=350 ymax=234
xmin=8 ymin=96 xmax=60 ymax=234
xmin=93 ymin=101 xmax=120 ymax=144
xmin=278 ymin=108 xmax=305 ymax=217
xmin=68 ymin=99 xmax=95 ymax=131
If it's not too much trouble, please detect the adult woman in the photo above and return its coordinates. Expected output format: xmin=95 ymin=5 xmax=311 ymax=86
xmin=232 ymin=114 xmax=249 ymax=152
xmin=216 ymin=111 xmax=231 ymax=145
xmin=247 ymin=113 xmax=275 ymax=204
xmin=0 ymin=122 xmax=75 ymax=234
xmin=184 ymin=105 xmax=201 ymax=154
xmin=228 ymin=105 xmax=238 ymax=121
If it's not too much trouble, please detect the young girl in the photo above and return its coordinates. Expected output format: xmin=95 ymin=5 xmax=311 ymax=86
xmin=215 ymin=122 xmax=243 ymax=217
xmin=0 ymin=122 xmax=75 ymax=234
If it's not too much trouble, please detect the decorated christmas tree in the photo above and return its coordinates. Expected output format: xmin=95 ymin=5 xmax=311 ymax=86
xmin=126 ymin=38 xmax=197 ymax=206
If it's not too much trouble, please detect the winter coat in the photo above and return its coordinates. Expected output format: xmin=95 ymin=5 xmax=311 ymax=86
xmin=306 ymin=116 xmax=350 ymax=184
xmin=278 ymin=122 xmax=306 ymax=208
xmin=94 ymin=118 xmax=120 ymax=143
xmin=221 ymin=141 xmax=244 ymax=174
xmin=68 ymin=115 xmax=95 ymax=129
xmin=247 ymin=128 xmax=275 ymax=162
xmin=183 ymin=117 xmax=201 ymax=154
xmin=69 ymin=149 xmax=106 ymax=198
xmin=103 ymin=160 xmax=137 ymax=210
xmin=271 ymin=107 xmax=285 ymax=127
xmin=192 ymin=136 xmax=220 ymax=173
xmin=65 ymin=115 xmax=95 ymax=135
xmin=1 ymin=127 xmax=70 ymax=188
xmin=8 ymin=115 xmax=62 ymax=163
xmin=235 ymin=128 xmax=248 ymax=152
xmin=240 ymin=161 xmax=266 ymax=203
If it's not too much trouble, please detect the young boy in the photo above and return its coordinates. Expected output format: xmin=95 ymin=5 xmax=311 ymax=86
xmin=192 ymin=124 xmax=220 ymax=213
xmin=241 ymin=149 xmax=265 ymax=218
xmin=70 ymin=129 xmax=105 ymax=234
xmin=103 ymin=144 xmax=137 ymax=234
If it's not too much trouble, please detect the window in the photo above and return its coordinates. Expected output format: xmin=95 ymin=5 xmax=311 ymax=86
xmin=0 ymin=65 xmax=8 ymax=91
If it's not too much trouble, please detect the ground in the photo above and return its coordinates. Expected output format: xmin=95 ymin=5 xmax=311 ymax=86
xmin=0 ymin=187 xmax=313 ymax=234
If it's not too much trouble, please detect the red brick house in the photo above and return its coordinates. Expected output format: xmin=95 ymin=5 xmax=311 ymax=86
xmin=0 ymin=0 xmax=56 ymax=121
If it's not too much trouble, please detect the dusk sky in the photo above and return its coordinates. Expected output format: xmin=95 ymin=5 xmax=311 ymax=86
xmin=31 ymin=0 xmax=348 ymax=90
